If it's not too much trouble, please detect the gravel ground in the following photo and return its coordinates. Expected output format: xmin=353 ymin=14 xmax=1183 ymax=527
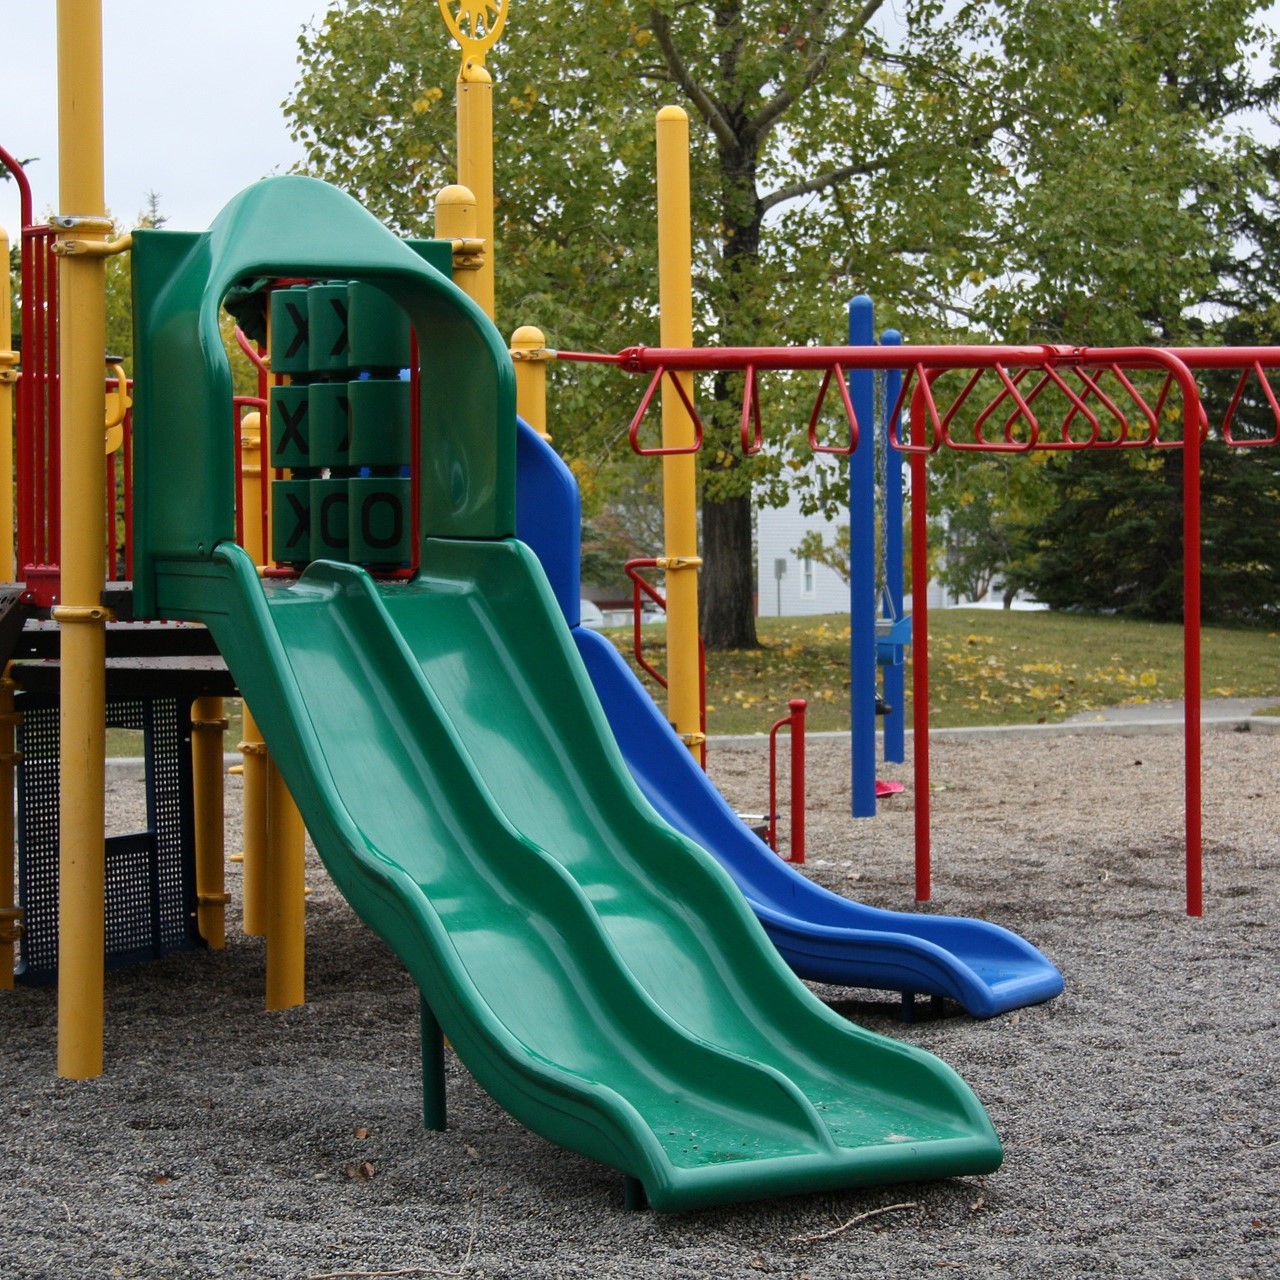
xmin=2 ymin=728 xmax=1277 ymax=1279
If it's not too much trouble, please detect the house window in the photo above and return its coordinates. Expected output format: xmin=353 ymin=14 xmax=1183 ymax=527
xmin=801 ymin=557 xmax=815 ymax=599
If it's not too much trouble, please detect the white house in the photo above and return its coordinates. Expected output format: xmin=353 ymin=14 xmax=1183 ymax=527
xmin=755 ymin=486 xmax=850 ymax=617
xmin=755 ymin=480 xmax=983 ymax=617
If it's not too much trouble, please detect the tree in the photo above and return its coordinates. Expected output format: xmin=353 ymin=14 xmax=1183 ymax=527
xmin=793 ymin=526 xmax=851 ymax=586
xmin=286 ymin=0 xmax=1276 ymax=646
xmin=917 ymin=0 xmax=1280 ymax=612
xmin=1005 ymin=442 xmax=1280 ymax=623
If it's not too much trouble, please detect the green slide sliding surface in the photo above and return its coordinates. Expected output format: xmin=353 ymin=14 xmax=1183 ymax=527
xmin=156 ymin=539 xmax=1001 ymax=1211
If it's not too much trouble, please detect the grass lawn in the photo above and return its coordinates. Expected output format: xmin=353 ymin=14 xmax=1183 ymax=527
xmin=98 ymin=610 xmax=1279 ymax=754
xmin=608 ymin=610 xmax=1280 ymax=735
xmin=105 ymin=702 xmax=245 ymax=760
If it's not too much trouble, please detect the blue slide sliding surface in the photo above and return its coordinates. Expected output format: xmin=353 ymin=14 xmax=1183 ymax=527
xmin=516 ymin=422 xmax=1064 ymax=1018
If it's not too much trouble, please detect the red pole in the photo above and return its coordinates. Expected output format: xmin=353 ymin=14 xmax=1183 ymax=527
xmin=121 ymin=395 xmax=133 ymax=580
xmin=1182 ymin=372 xmax=1203 ymax=916
xmin=789 ymin=698 xmax=806 ymax=865
xmin=104 ymin=447 xmax=116 ymax=579
xmin=767 ymin=699 xmax=807 ymax=863
xmin=46 ymin=230 xmax=60 ymax=570
xmin=909 ymin=382 xmax=932 ymax=902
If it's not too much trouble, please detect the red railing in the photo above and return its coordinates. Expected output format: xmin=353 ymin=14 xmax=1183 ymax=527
xmin=14 ymin=219 xmax=61 ymax=602
xmin=767 ymin=699 xmax=806 ymax=864
xmin=232 ymin=325 xmax=273 ymax=560
xmin=4 ymin=144 xmax=138 ymax=604
xmin=623 ymin=557 xmax=707 ymax=755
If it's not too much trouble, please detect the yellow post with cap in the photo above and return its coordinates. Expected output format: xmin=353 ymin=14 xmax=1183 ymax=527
xmin=434 ymin=185 xmax=486 ymax=309
xmin=438 ymin=0 xmax=508 ymax=321
xmin=457 ymin=61 xmax=496 ymax=319
xmin=656 ymin=106 xmax=704 ymax=762
xmin=253 ymin=326 xmax=305 ymax=1009
xmin=54 ymin=0 xmax=109 ymax=1078
xmin=510 ymin=326 xmax=551 ymax=442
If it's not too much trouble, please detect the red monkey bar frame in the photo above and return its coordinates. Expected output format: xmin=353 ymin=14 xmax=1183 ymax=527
xmin=557 ymin=341 xmax=1280 ymax=917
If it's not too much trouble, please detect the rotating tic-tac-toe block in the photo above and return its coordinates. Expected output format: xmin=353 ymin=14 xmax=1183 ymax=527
xmin=348 ymin=476 xmax=411 ymax=565
xmin=348 ymin=378 xmax=411 ymax=470
xmin=307 ymin=282 xmax=351 ymax=375
xmin=348 ymin=281 xmax=411 ymax=372
xmin=270 ymin=478 xmax=313 ymax=565
xmin=309 ymin=477 xmax=351 ymax=562
xmin=268 ymin=285 xmax=311 ymax=376
xmin=307 ymin=381 xmax=351 ymax=470
xmin=269 ymin=384 xmax=311 ymax=470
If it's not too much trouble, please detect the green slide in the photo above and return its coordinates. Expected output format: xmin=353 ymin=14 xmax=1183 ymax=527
xmin=130 ymin=175 xmax=999 ymax=1211
xmin=159 ymin=536 xmax=1001 ymax=1211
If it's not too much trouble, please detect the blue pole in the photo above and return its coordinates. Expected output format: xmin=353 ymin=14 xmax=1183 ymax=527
xmin=848 ymin=296 xmax=877 ymax=818
xmin=881 ymin=329 xmax=907 ymax=764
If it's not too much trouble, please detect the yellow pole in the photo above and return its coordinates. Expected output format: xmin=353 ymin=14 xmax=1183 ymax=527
xmin=54 ymin=0 xmax=109 ymax=1078
xmin=434 ymin=185 xmax=485 ymax=309
xmin=0 ymin=671 xmax=20 ymax=990
xmin=250 ymin=347 xmax=306 ymax=1001
xmin=437 ymin=0 xmax=506 ymax=320
xmin=655 ymin=106 xmax=704 ymax=763
xmin=0 ymin=225 xmax=16 ymax=580
xmin=191 ymin=697 xmax=227 ymax=948
xmin=456 ymin=60 xmax=496 ymax=319
xmin=510 ymin=326 xmax=550 ymax=442
xmin=236 ymin=409 xmax=269 ymax=936
xmin=265 ymin=756 xmax=305 ymax=1010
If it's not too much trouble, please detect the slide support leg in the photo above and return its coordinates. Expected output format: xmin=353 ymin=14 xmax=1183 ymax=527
xmin=420 ymin=994 xmax=447 ymax=1132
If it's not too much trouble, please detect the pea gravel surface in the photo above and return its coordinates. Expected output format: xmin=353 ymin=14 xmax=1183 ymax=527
xmin=2 ymin=727 xmax=1277 ymax=1279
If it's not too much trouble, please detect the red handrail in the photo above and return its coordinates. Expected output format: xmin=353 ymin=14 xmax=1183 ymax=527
xmin=768 ymin=699 xmax=806 ymax=864
xmin=623 ymin=558 xmax=707 ymax=756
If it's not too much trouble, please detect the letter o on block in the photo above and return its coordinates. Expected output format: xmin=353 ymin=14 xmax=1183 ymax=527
xmin=310 ymin=478 xmax=351 ymax=562
xmin=349 ymin=477 xmax=411 ymax=565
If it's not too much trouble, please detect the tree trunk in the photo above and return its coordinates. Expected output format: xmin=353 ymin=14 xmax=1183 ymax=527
xmin=698 ymin=121 xmax=764 ymax=651
xmin=700 ymin=489 xmax=759 ymax=649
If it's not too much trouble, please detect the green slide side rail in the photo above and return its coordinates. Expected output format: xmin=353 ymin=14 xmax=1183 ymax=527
xmin=129 ymin=175 xmax=515 ymax=617
xmin=154 ymin=541 xmax=1001 ymax=1211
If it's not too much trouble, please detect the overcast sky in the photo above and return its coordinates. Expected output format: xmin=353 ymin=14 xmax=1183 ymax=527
xmin=2 ymin=1 xmax=326 ymax=238
xmin=6 ymin=3 xmax=1274 ymax=246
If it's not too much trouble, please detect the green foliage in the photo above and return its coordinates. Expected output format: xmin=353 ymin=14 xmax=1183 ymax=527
xmin=793 ymin=526 xmax=851 ymax=585
xmin=285 ymin=0 xmax=1280 ymax=640
xmin=1006 ymin=443 xmax=1280 ymax=623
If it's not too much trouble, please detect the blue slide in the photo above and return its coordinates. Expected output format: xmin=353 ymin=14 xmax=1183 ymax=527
xmin=516 ymin=422 xmax=1063 ymax=1019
